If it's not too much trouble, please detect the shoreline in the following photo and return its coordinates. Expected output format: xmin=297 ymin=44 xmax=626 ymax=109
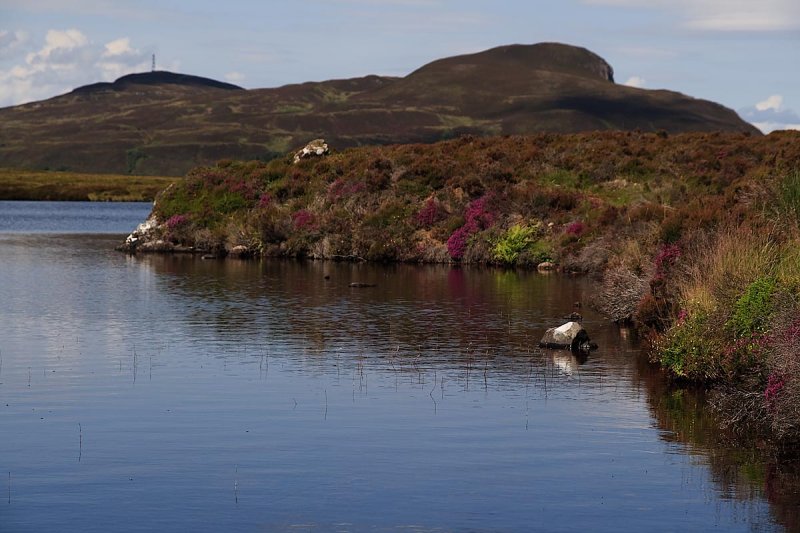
xmin=116 ymin=130 xmax=800 ymax=445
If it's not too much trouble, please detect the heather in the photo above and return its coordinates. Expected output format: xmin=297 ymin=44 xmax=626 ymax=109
xmin=132 ymin=129 xmax=800 ymax=441
xmin=147 ymin=131 xmax=800 ymax=265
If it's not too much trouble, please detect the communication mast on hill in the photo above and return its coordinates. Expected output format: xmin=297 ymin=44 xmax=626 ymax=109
xmin=151 ymin=54 xmax=156 ymax=72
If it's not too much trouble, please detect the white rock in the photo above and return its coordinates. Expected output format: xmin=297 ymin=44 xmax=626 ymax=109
xmin=293 ymin=139 xmax=329 ymax=164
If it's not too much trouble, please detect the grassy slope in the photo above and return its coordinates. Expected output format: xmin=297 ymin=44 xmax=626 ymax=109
xmin=129 ymin=129 xmax=800 ymax=441
xmin=0 ymin=168 xmax=175 ymax=201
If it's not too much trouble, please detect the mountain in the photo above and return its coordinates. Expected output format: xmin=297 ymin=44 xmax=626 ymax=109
xmin=0 ymin=43 xmax=759 ymax=176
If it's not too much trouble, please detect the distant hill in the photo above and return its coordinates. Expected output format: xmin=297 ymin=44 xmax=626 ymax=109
xmin=71 ymin=71 xmax=245 ymax=94
xmin=0 ymin=42 xmax=759 ymax=176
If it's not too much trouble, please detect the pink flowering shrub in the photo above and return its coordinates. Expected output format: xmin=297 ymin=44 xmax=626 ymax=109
xmin=463 ymin=195 xmax=495 ymax=229
xmin=765 ymin=373 xmax=785 ymax=410
xmin=446 ymin=225 xmax=472 ymax=259
xmin=163 ymin=214 xmax=193 ymax=244
xmin=327 ymin=178 xmax=366 ymax=202
xmin=721 ymin=333 xmax=770 ymax=378
xmin=165 ymin=214 xmax=190 ymax=230
xmin=565 ymin=221 xmax=586 ymax=236
xmin=414 ymin=198 xmax=444 ymax=228
xmin=292 ymin=209 xmax=316 ymax=230
xmin=654 ymin=243 xmax=682 ymax=276
xmin=447 ymin=195 xmax=496 ymax=259
xmin=258 ymin=193 xmax=272 ymax=209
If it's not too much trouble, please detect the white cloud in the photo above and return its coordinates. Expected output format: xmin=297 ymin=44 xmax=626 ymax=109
xmin=97 ymin=37 xmax=149 ymax=80
xmin=583 ymin=0 xmax=800 ymax=31
xmin=623 ymin=75 xmax=646 ymax=88
xmin=740 ymin=95 xmax=800 ymax=133
xmin=224 ymin=71 xmax=245 ymax=83
xmin=26 ymin=29 xmax=88 ymax=64
xmin=0 ymin=29 xmax=150 ymax=107
xmin=102 ymin=37 xmax=134 ymax=57
xmin=755 ymin=94 xmax=783 ymax=112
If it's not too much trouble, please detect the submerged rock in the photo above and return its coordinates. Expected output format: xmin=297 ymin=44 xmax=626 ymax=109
xmin=539 ymin=321 xmax=593 ymax=351
xmin=228 ymin=245 xmax=252 ymax=258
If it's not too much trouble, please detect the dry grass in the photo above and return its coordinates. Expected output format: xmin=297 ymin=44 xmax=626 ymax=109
xmin=677 ymin=224 xmax=782 ymax=310
xmin=594 ymin=265 xmax=650 ymax=322
xmin=0 ymin=168 xmax=175 ymax=201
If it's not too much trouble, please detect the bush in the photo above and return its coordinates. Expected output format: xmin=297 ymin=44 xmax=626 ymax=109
xmin=765 ymin=317 xmax=800 ymax=439
xmin=565 ymin=221 xmax=586 ymax=236
xmin=658 ymin=309 xmax=722 ymax=381
xmin=446 ymin=195 xmax=496 ymax=260
xmin=493 ymin=223 xmax=538 ymax=265
xmin=520 ymin=239 xmax=553 ymax=266
xmin=727 ymin=277 xmax=777 ymax=338
xmin=446 ymin=224 xmax=472 ymax=260
xmin=414 ymin=197 xmax=445 ymax=228
xmin=595 ymin=265 xmax=649 ymax=323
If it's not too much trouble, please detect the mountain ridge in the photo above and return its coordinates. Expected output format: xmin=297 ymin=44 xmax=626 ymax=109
xmin=0 ymin=42 xmax=759 ymax=176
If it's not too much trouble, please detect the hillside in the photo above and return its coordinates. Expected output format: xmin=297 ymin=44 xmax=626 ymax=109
xmin=0 ymin=43 xmax=758 ymax=176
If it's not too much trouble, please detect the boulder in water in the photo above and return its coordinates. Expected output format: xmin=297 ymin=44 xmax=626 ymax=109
xmin=539 ymin=321 xmax=591 ymax=351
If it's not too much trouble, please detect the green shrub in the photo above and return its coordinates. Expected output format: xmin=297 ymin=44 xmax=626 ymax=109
xmin=726 ymin=277 xmax=776 ymax=338
xmin=493 ymin=224 xmax=538 ymax=264
xmin=519 ymin=239 xmax=553 ymax=266
xmin=658 ymin=310 xmax=722 ymax=381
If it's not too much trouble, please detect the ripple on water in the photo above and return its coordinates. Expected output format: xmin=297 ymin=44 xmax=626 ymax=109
xmin=0 ymin=221 xmax=786 ymax=532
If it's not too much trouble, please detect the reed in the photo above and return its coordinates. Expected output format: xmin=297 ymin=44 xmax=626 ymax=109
xmin=234 ymin=465 xmax=239 ymax=505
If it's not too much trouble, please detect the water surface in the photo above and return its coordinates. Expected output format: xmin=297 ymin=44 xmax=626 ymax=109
xmin=0 ymin=202 xmax=794 ymax=531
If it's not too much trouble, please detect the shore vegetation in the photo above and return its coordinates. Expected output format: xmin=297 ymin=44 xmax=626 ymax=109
xmin=124 ymin=130 xmax=800 ymax=442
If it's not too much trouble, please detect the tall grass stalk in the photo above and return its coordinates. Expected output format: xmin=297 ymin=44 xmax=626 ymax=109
xmin=778 ymin=170 xmax=800 ymax=225
xmin=678 ymin=224 xmax=780 ymax=311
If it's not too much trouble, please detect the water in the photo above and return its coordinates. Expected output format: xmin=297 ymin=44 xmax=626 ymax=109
xmin=0 ymin=201 xmax=795 ymax=532
xmin=0 ymin=201 xmax=152 ymax=233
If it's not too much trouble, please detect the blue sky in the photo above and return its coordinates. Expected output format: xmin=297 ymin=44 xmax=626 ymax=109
xmin=1 ymin=0 xmax=798 ymax=132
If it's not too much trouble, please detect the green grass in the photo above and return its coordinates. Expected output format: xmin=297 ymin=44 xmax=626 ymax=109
xmin=0 ymin=168 xmax=175 ymax=201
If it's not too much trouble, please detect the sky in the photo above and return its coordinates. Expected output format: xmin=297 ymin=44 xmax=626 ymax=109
xmin=1 ymin=0 xmax=798 ymax=132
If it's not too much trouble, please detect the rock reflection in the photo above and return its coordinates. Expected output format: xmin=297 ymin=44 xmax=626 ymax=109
xmin=549 ymin=351 xmax=588 ymax=376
